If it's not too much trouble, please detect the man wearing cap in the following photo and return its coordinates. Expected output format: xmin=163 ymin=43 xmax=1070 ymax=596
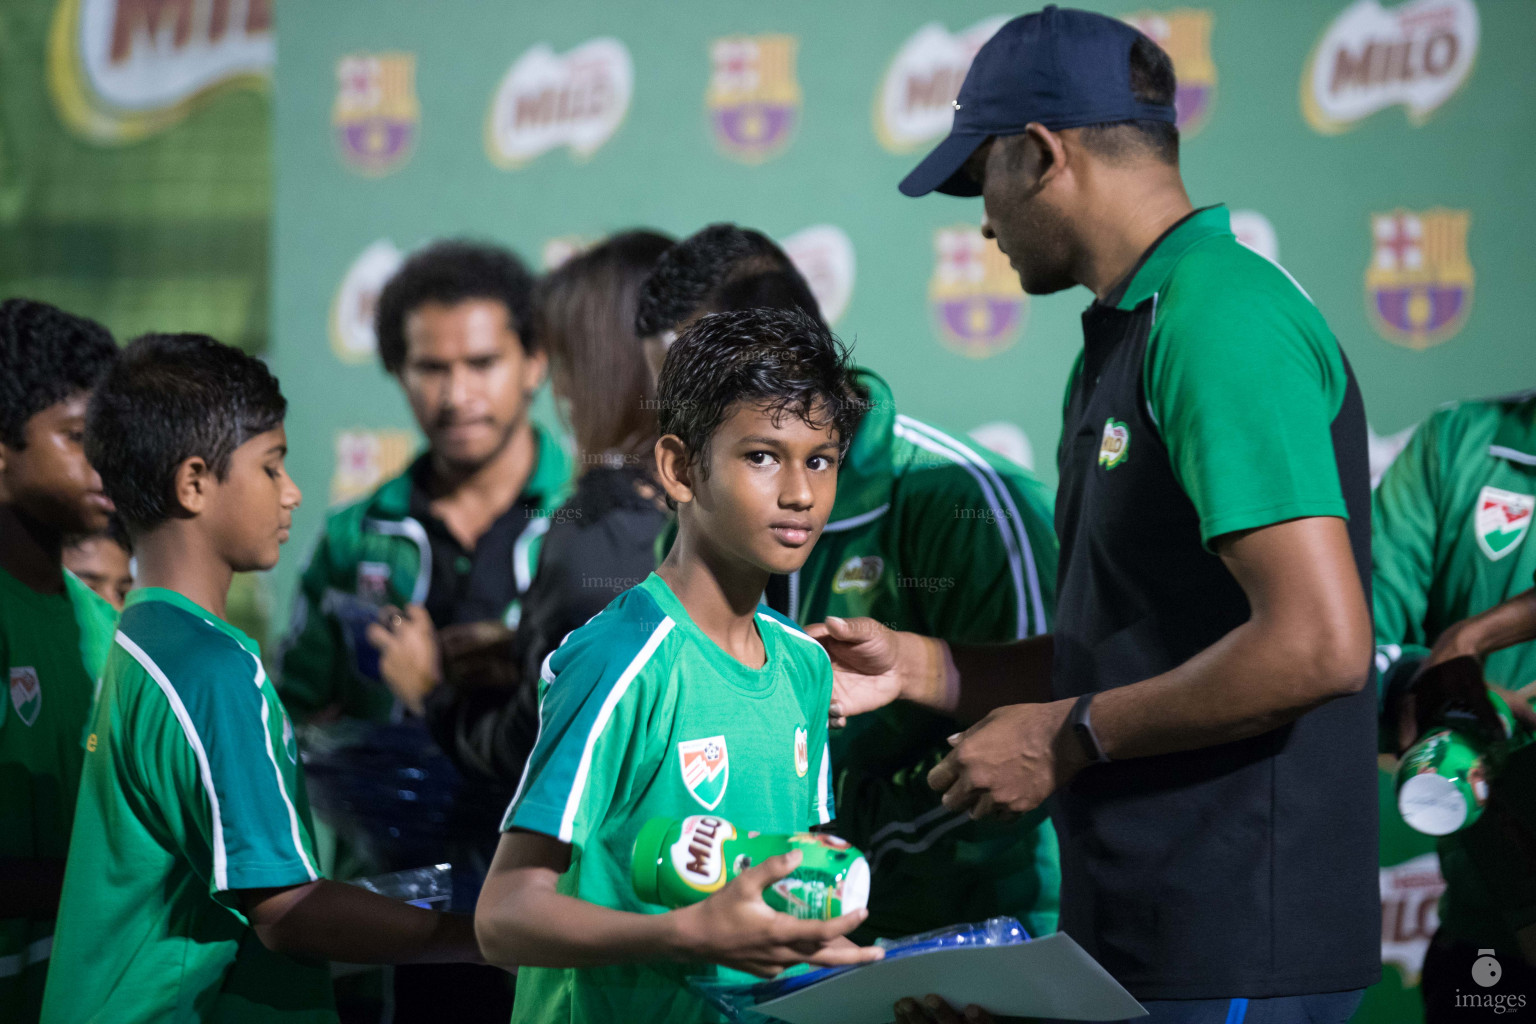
xmin=816 ymin=8 xmax=1380 ymax=1023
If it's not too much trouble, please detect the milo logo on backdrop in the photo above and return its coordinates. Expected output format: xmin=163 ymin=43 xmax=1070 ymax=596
xmin=1380 ymin=852 xmax=1446 ymax=985
xmin=1303 ymin=0 xmax=1479 ymax=134
xmin=781 ymin=225 xmax=856 ymax=325
xmin=1122 ymin=9 xmax=1217 ymax=136
xmin=48 ymin=0 xmax=274 ymax=143
xmin=929 ymin=226 xmax=1026 ymax=359
xmin=485 ymin=37 xmax=633 ymax=168
xmin=707 ymin=34 xmax=801 ymax=164
xmin=874 ymin=16 xmax=1007 ymax=153
xmin=330 ymin=240 xmax=404 ymax=364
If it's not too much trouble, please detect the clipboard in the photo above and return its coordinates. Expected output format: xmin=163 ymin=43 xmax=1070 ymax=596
xmin=755 ymin=931 xmax=1147 ymax=1023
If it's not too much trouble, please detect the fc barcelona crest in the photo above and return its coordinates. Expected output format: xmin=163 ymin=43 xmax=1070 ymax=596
xmin=1474 ymin=486 xmax=1533 ymax=561
xmin=678 ymin=735 xmax=730 ymax=810
xmin=929 ymin=226 xmax=1026 ymax=358
xmin=10 ymin=667 xmax=40 ymax=727
xmin=707 ymin=35 xmax=801 ymax=164
xmin=333 ymin=53 xmax=419 ymax=176
xmin=1122 ymin=9 xmax=1217 ymax=137
xmin=1366 ymin=208 xmax=1473 ymax=349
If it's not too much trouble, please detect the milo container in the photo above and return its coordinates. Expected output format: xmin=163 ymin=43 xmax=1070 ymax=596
xmin=631 ymin=815 xmax=870 ymax=920
xmin=1396 ymin=689 xmax=1517 ymax=836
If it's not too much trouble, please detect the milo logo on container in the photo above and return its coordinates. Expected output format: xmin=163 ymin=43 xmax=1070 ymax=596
xmin=669 ymin=815 xmax=737 ymax=893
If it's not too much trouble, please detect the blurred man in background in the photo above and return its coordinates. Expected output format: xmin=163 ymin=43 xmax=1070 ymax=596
xmin=277 ymin=240 xmax=569 ymax=1022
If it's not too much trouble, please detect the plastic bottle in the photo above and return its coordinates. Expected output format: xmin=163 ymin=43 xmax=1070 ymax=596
xmin=1396 ymin=688 xmax=1529 ymax=835
xmin=631 ymin=814 xmax=870 ymax=920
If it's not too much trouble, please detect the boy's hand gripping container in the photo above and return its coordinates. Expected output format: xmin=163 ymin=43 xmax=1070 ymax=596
xmin=631 ymin=814 xmax=870 ymax=920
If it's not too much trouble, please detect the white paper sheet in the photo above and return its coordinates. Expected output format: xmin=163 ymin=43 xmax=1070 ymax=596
xmin=755 ymin=932 xmax=1147 ymax=1024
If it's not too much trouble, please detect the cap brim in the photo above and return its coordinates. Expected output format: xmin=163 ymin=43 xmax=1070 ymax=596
xmin=898 ymin=131 xmax=989 ymax=198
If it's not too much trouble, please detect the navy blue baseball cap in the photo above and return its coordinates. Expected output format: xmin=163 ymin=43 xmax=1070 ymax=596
xmin=899 ymin=6 xmax=1177 ymax=198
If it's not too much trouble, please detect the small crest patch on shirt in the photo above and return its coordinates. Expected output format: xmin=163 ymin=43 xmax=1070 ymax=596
xmin=1474 ymin=485 xmax=1533 ymax=561
xmin=794 ymin=726 xmax=809 ymax=778
xmin=1098 ymin=418 xmax=1131 ymax=470
xmin=678 ymin=735 xmax=730 ymax=811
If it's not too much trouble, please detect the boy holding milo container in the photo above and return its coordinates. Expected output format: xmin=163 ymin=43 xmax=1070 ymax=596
xmin=474 ymin=309 xmax=883 ymax=1023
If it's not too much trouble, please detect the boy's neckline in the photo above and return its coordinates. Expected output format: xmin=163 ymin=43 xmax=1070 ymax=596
xmin=640 ymin=574 xmax=780 ymax=696
xmin=124 ymin=587 xmax=260 ymax=656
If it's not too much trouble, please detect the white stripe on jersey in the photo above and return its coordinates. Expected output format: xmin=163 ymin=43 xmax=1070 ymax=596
xmin=251 ymin=658 xmax=319 ymax=880
xmin=558 ymin=618 xmax=676 ymax=843
xmin=816 ymin=740 xmax=833 ymax=825
xmin=756 ymin=612 xmax=827 ymax=653
xmin=117 ymin=632 xmax=230 ymax=891
xmin=893 ymin=414 xmax=1045 ymax=637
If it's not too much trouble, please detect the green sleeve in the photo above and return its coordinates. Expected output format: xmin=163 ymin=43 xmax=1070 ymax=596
xmin=275 ymin=534 xmax=345 ymax=723
xmin=1146 ymin=268 xmax=1348 ymax=548
xmin=896 ymin=454 xmax=1055 ymax=643
xmin=130 ymin=648 xmax=321 ymax=911
xmin=503 ymin=623 xmax=659 ymax=850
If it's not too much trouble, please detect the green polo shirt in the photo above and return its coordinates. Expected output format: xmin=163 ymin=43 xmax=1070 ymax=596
xmin=42 ymin=588 xmax=334 ymax=1024
xmin=1068 ymin=205 xmax=1352 ymax=549
xmin=1373 ymin=391 xmax=1536 ymax=949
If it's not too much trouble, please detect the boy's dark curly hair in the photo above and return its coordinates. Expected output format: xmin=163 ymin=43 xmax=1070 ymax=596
xmin=634 ymin=223 xmax=822 ymax=339
xmin=0 ymin=299 xmax=117 ymax=448
xmin=656 ymin=308 xmax=866 ymax=492
xmin=374 ymin=240 xmax=538 ymax=374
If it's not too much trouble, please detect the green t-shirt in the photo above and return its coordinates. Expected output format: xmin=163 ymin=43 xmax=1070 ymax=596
xmin=502 ymin=573 xmax=834 ymax=1024
xmin=1372 ymin=392 xmax=1536 ymax=948
xmin=41 ymin=588 xmax=334 ymax=1024
xmin=1067 ymin=205 xmax=1352 ymax=549
xmin=0 ymin=568 xmax=114 ymax=1022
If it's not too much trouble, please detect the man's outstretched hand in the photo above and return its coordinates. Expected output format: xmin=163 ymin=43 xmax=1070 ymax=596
xmin=806 ymin=617 xmax=957 ymax=727
xmin=927 ymin=699 xmax=1086 ymax=818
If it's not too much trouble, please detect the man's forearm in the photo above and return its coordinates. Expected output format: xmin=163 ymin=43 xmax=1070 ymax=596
xmin=1088 ymin=616 xmax=1370 ymax=760
xmin=1440 ymin=588 xmax=1536 ymax=662
xmin=476 ymin=880 xmax=685 ymax=970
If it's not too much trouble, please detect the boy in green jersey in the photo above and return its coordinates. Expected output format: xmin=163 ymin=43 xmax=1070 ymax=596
xmin=42 ymin=334 xmax=485 ymax=1024
xmin=476 ymin=309 xmax=884 ymax=1023
xmin=635 ymin=225 xmax=1060 ymax=940
xmin=0 ymin=299 xmax=119 ymax=1024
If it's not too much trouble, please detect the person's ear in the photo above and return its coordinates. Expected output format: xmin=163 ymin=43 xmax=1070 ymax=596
xmin=653 ymin=435 xmax=696 ymax=507
xmin=1013 ymin=123 xmax=1068 ymax=190
xmin=171 ymin=456 xmax=212 ymax=516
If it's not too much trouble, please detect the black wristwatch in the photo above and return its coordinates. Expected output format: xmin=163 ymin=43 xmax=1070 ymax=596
xmin=1068 ymin=693 xmax=1111 ymax=765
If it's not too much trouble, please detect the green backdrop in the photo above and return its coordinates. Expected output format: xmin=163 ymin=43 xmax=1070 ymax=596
xmin=261 ymin=1 xmax=1526 ymax=1020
